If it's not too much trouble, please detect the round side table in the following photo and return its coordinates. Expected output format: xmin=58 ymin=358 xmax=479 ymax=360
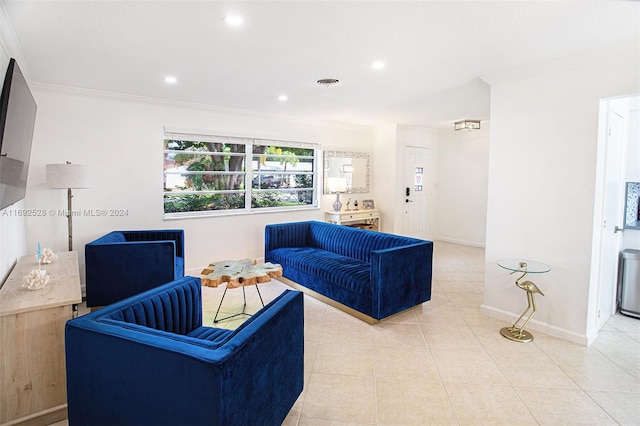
xmin=497 ymin=259 xmax=550 ymax=343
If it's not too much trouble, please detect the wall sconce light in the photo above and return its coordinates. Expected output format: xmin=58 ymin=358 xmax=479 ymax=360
xmin=454 ymin=120 xmax=481 ymax=131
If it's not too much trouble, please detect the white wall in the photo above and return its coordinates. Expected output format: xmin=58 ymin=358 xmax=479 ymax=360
xmin=372 ymin=124 xmax=397 ymax=233
xmin=482 ymin=47 xmax=640 ymax=344
xmin=435 ymin=125 xmax=489 ymax=247
xmin=626 ymin=109 xmax=640 ymax=182
xmin=23 ymin=87 xmax=373 ymax=287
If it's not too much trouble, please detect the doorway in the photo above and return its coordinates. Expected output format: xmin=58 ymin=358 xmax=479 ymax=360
xmin=402 ymin=146 xmax=434 ymax=240
xmin=591 ymin=94 xmax=639 ymax=334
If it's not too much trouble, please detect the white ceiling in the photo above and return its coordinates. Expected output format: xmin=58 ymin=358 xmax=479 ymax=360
xmin=3 ymin=1 xmax=639 ymax=127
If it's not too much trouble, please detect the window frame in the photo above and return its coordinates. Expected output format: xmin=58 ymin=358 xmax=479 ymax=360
xmin=162 ymin=130 xmax=320 ymax=219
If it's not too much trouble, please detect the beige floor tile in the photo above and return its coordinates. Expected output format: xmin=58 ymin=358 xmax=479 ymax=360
xmin=301 ymin=373 xmax=377 ymax=424
xmin=445 ymin=382 xmax=537 ymax=425
xmin=436 ymin=280 xmax=483 ymax=294
xmin=592 ymin=329 xmax=640 ymax=357
xmin=373 ymin=345 xmax=440 ymax=381
xmin=376 ymin=378 xmax=456 ymax=425
xmin=515 ymin=387 xmax=618 ymax=425
xmin=372 ymin=322 xmax=427 ymax=347
xmin=490 ymin=352 xmax=579 ymax=389
xmin=420 ymin=323 xmax=484 ymax=351
xmin=555 ymin=353 xmax=640 ymax=393
xmin=459 ymin=307 xmax=509 ymax=326
xmin=318 ymin=311 xmax=373 ymax=346
xmin=586 ymin=390 xmax=640 ymax=426
xmin=413 ymin=303 xmax=468 ymax=326
xmin=312 ymin=343 xmax=374 ymax=377
xmin=432 ymin=349 xmax=509 ymax=385
xmin=445 ymin=292 xmax=484 ymax=308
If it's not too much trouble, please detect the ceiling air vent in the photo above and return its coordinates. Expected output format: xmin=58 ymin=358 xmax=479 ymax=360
xmin=315 ymin=78 xmax=341 ymax=87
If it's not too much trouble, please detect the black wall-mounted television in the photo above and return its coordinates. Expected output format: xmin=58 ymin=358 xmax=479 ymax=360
xmin=0 ymin=58 xmax=37 ymax=211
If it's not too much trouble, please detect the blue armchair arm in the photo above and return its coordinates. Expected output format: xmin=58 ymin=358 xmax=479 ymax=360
xmin=371 ymin=241 xmax=433 ymax=319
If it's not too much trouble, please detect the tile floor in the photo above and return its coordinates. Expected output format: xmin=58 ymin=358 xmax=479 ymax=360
xmin=60 ymin=241 xmax=640 ymax=425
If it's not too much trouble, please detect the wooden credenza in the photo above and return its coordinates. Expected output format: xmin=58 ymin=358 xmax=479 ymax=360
xmin=325 ymin=209 xmax=380 ymax=231
xmin=0 ymin=251 xmax=82 ymax=425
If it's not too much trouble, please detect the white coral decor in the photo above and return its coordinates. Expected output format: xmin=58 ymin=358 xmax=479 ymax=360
xmin=22 ymin=269 xmax=50 ymax=290
xmin=40 ymin=247 xmax=58 ymax=264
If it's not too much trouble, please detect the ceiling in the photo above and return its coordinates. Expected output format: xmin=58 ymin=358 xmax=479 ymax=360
xmin=3 ymin=1 xmax=639 ymax=127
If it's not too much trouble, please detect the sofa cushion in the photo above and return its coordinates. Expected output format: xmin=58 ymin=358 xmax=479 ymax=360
xmin=268 ymin=247 xmax=370 ymax=295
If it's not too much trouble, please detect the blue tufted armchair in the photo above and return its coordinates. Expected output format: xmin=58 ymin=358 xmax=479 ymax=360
xmin=84 ymin=229 xmax=184 ymax=307
xmin=65 ymin=276 xmax=304 ymax=425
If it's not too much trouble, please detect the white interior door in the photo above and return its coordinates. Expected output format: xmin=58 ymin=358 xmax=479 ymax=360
xmin=597 ymin=109 xmax=625 ymax=329
xmin=402 ymin=147 xmax=433 ymax=240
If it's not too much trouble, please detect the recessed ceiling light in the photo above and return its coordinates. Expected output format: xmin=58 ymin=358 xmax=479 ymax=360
xmin=224 ymin=15 xmax=243 ymax=27
xmin=372 ymin=61 xmax=385 ymax=70
xmin=278 ymin=95 xmax=288 ymax=102
xmin=164 ymin=76 xmax=177 ymax=84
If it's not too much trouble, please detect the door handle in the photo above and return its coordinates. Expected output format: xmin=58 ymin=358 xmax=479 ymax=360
xmin=615 ymin=226 xmax=624 ymax=233
xmin=405 ymin=199 xmax=413 ymax=203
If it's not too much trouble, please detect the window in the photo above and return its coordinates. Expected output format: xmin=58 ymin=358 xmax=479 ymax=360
xmin=163 ymin=131 xmax=318 ymax=217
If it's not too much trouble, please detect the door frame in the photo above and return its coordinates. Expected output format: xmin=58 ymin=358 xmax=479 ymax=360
xmin=588 ymin=94 xmax=635 ymax=342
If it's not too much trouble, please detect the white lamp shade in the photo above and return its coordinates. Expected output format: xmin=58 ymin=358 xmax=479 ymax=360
xmin=46 ymin=163 xmax=90 ymax=189
xmin=326 ymin=177 xmax=347 ymax=193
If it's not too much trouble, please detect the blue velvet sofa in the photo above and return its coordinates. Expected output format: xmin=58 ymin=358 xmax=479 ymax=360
xmin=65 ymin=276 xmax=304 ymax=426
xmin=265 ymin=220 xmax=433 ymax=323
xmin=85 ymin=229 xmax=185 ymax=307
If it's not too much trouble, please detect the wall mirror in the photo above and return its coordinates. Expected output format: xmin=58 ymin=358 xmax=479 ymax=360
xmin=323 ymin=151 xmax=370 ymax=194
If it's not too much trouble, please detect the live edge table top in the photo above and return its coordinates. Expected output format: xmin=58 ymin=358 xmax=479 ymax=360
xmin=200 ymin=258 xmax=283 ymax=288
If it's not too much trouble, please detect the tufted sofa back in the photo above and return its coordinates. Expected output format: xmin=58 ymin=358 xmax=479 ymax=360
xmin=307 ymin=221 xmax=424 ymax=263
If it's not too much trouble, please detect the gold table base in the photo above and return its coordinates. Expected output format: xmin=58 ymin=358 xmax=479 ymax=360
xmin=500 ymin=326 xmax=534 ymax=343
xmin=498 ymin=260 xmax=548 ymax=344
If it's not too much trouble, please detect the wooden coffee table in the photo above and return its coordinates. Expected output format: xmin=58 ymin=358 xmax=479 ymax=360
xmin=200 ymin=259 xmax=282 ymax=323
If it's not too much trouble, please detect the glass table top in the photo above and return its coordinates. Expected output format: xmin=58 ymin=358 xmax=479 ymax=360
xmin=497 ymin=259 xmax=551 ymax=274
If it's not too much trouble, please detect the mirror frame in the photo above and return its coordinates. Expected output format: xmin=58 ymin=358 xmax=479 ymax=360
xmin=323 ymin=150 xmax=370 ymax=194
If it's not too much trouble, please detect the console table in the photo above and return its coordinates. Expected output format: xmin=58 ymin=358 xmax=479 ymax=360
xmin=325 ymin=209 xmax=380 ymax=231
xmin=0 ymin=251 xmax=82 ymax=425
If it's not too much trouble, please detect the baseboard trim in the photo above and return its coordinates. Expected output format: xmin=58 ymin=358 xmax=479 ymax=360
xmin=275 ymin=277 xmax=379 ymax=325
xmin=433 ymin=236 xmax=485 ymax=248
xmin=480 ymin=304 xmax=589 ymax=346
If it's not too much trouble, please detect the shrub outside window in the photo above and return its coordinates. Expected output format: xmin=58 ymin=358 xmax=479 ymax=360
xmin=163 ymin=131 xmax=318 ymax=217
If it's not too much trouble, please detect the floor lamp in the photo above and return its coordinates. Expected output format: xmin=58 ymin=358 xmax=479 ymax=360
xmin=46 ymin=162 xmax=90 ymax=251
